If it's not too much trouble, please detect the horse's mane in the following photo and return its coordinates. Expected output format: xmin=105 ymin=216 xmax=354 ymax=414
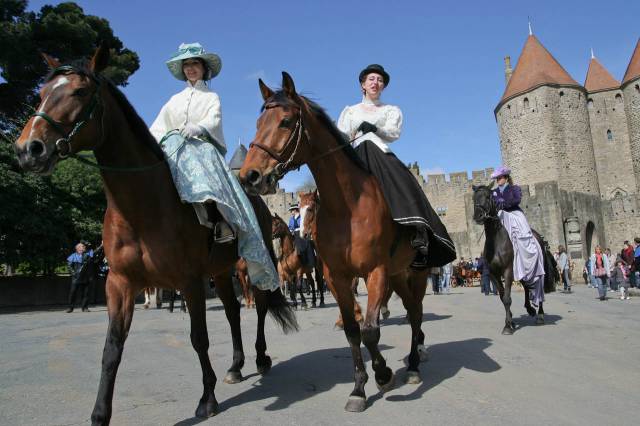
xmin=263 ymin=91 xmax=369 ymax=172
xmin=45 ymin=61 xmax=165 ymax=161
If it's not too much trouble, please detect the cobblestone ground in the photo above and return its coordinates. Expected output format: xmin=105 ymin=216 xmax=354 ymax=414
xmin=1 ymin=284 xmax=638 ymax=426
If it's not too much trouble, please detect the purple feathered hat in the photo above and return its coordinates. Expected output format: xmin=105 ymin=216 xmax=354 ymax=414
xmin=490 ymin=165 xmax=511 ymax=179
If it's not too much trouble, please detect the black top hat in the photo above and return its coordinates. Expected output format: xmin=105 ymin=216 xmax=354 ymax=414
xmin=359 ymin=64 xmax=390 ymax=86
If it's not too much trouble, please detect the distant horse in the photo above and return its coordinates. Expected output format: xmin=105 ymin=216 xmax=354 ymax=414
xmin=234 ymin=258 xmax=255 ymax=309
xmin=14 ymin=47 xmax=297 ymax=424
xmin=472 ymin=184 xmax=557 ymax=334
xmin=271 ymin=213 xmax=317 ymax=309
xmin=240 ymin=73 xmax=430 ymax=411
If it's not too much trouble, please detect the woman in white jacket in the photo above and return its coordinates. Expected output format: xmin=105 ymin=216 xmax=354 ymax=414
xmin=589 ymin=245 xmax=610 ymax=301
xmin=149 ymin=42 xmax=278 ymax=292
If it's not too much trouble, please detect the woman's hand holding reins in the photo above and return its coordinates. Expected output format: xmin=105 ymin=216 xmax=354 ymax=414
xmin=180 ymin=123 xmax=204 ymax=139
xmin=357 ymin=121 xmax=377 ymax=134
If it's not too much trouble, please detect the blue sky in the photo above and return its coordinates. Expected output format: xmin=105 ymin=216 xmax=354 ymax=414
xmin=26 ymin=0 xmax=640 ymax=190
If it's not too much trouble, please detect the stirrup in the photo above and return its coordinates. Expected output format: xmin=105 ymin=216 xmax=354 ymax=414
xmin=214 ymin=221 xmax=235 ymax=244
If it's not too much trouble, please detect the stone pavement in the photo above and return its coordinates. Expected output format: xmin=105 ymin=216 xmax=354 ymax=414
xmin=1 ymin=284 xmax=637 ymax=426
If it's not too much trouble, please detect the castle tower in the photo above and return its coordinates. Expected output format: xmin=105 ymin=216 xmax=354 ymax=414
xmin=621 ymin=39 xmax=640 ymax=192
xmin=494 ymin=34 xmax=599 ymax=195
xmin=584 ymin=52 xmax=636 ymax=199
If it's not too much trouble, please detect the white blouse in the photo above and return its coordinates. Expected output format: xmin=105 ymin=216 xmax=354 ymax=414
xmin=337 ymin=97 xmax=403 ymax=153
xmin=150 ymin=80 xmax=226 ymax=154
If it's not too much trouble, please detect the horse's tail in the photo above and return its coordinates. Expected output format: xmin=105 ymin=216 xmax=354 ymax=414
xmin=266 ymin=287 xmax=299 ymax=334
xmin=532 ymin=229 xmax=557 ymax=293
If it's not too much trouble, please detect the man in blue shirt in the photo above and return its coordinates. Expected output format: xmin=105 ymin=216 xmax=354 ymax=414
xmin=66 ymin=242 xmax=93 ymax=313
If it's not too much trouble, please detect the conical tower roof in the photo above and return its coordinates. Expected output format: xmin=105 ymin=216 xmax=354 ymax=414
xmin=622 ymin=38 xmax=640 ymax=86
xmin=584 ymin=56 xmax=619 ymax=93
xmin=229 ymin=143 xmax=248 ymax=170
xmin=498 ymin=35 xmax=580 ymax=108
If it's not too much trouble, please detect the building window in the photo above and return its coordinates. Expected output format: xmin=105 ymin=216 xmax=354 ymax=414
xmin=636 ymin=84 xmax=640 ymax=93
xmin=607 ymin=129 xmax=613 ymax=141
xmin=523 ymin=97 xmax=529 ymax=109
xmin=559 ymin=91 xmax=564 ymax=97
xmin=615 ymin=94 xmax=623 ymax=103
xmin=588 ymin=99 xmax=594 ymax=109
xmin=436 ymin=206 xmax=447 ymax=217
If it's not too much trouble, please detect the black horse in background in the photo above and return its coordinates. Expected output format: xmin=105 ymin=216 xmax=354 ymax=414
xmin=472 ymin=184 xmax=557 ymax=335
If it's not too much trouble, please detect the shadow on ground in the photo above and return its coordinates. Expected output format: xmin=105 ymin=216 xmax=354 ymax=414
xmin=173 ymin=337 xmax=499 ymax=424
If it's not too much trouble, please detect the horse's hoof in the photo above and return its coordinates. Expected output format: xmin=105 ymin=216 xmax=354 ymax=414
xmin=301 ymin=304 xmax=308 ymax=310
xmin=195 ymin=397 xmax=219 ymax=418
xmin=223 ymin=371 xmax=243 ymax=384
xmin=502 ymin=326 xmax=514 ymax=335
xmin=417 ymin=344 xmax=429 ymax=362
xmin=319 ymin=301 xmax=325 ymax=307
xmin=381 ymin=309 xmax=390 ymax=320
xmin=404 ymin=370 xmax=422 ymax=384
xmin=376 ymin=371 xmax=395 ymax=393
xmin=536 ymin=315 xmax=545 ymax=325
xmin=334 ymin=323 xmax=344 ymax=331
xmin=526 ymin=307 xmax=536 ymax=317
xmin=143 ymin=304 xmax=149 ymax=309
xmin=311 ymin=302 xmax=317 ymax=308
xmin=344 ymin=396 xmax=366 ymax=412
xmin=257 ymin=356 xmax=272 ymax=375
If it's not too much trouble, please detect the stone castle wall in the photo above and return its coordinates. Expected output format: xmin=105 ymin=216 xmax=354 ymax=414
xmin=623 ymin=80 xmax=640 ymax=194
xmin=496 ymin=86 xmax=600 ymax=196
xmin=587 ymin=88 xmax=636 ymax=199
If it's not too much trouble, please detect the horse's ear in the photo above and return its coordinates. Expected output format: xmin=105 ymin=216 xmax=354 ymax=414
xmin=259 ymin=78 xmax=274 ymax=102
xmin=314 ymin=188 xmax=319 ymax=200
xmin=487 ymin=180 xmax=495 ymax=190
xmin=42 ymin=53 xmax=61 ymax=70
xmin=89 ymin=42 xmax=110 ymax=74
xmin=472 ymin=185 xmax=478 ymax=192
xmin=282 ymin=71 xmax=297 ymax=98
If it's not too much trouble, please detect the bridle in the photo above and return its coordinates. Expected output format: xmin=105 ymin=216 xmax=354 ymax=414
xmin=249 ymin=103 xmax=307 ymax=179
xmin=33 ymin=66 xmax=103 ymax=159
xmin=474 ymin=188 xmax=499 ymax=224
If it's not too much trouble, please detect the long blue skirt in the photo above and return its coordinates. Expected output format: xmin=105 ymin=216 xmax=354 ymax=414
xmin=161 ymin=132 xmax=278 ymax=291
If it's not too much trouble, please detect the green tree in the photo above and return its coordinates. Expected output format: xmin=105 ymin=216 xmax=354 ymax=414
xmin=0 ymin=1 xmax=138 ymax=274
xmin=0 ymin=1 xmax=139 ymax=127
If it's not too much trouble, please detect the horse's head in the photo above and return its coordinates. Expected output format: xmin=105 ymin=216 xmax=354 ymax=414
xmin=299 ymin=190 xmax=319 ymax=239
xmin=271 ymin=213 xmax=289 ymax=239
xmin=472 ymin=182 xmax=496 ymax=224
xmin=240 ymin=72 xmax=312 ymax=195
xmin=14 ymin=45 xmax=109 ymax=174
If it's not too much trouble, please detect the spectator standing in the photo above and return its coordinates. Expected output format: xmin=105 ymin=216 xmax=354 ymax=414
xmin=589 ymin=245 xmax=610 ymax=301
xmin=611 ymin=260 xmax=630 ymax=300
xmin=634 ymin=237 xmax=640 ymax=288
xmin=605 ymin=248 xmax=616 ymax=291
xmin=66 ymin=242 xmax=93 ymax=313
xmin=440 ymin=262 xmax=452 ymax=294
xmin=621 ymin=241 xmax=635 ymax=287
xmin=558 ymin=245 xmax=571 ymax=292
xmin=478 ymin=256 xmax=495 ymax=295
xmin=429 ymin=267 xmax=441 ymax=294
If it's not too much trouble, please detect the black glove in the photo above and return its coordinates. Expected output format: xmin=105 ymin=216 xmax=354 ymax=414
xmin=357 ymin=121 xmax=377 ymax=134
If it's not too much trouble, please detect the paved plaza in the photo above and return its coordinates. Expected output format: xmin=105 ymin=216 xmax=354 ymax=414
xmin=1 ymin=284 xmax=638 ymax=426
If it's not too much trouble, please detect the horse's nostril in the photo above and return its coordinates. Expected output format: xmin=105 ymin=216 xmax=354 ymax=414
xmin=28 ymin=140 xmax=46 ymax=158
xmin=247 ymin=169 xmax=262 ymax=186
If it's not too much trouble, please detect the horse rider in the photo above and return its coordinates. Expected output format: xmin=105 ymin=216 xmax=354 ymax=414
xmin=490 ymin=165 xmax=545 ymax=306
xmin=149 ymin=42 xmax=278 ymax=292
xmin=337 ymin=64 xmax=456 ymax=269
xmin=288 ymin=203 xmax=315 ymax=267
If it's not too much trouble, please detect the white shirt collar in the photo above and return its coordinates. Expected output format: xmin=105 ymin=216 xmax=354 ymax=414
xmin=187 ymin=80 xmax=208 ymax=90
xmin=361 ymin=96 xmax=383 ymax=106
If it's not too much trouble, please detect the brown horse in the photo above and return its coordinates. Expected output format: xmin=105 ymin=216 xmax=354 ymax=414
xmin=271 ymin=213 xmax=317 ymax=309
xmin=234 ymin=258 xmax=255 ymax=309
xmin=240 ymin=73 xmax=430 ymax=412
xmin=13 ymin=47 xmax=297 ymax=424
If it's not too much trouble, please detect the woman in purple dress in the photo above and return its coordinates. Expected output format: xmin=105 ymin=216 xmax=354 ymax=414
xmin=490 ymin=166 xmax=546 ymax=306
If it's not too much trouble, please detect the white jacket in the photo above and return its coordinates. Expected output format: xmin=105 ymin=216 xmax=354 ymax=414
xmin=150 ymin=80 xmax=226 ymax=154
xmin=337 ymin=97 xmax=402 ymax=154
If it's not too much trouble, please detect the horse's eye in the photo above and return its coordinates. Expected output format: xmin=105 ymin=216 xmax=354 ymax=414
xmin=73 ymin=88 xmax=88 ymax=97
xmin=279 ymin=118 xmax=291 ymax=128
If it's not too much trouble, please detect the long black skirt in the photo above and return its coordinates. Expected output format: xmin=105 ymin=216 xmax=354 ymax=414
xmin=354 ymin=141 xmax=456 ymax=267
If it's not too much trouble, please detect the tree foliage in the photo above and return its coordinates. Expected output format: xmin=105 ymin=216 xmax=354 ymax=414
xmin=0 ymin=1 xmax=139 ymax=275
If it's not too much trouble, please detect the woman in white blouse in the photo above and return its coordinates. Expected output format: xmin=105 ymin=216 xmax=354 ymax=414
xmin=337 ymin=64 xmax=455 ymax=269
xmin=149 ymin=42 xmax=278 ymax=292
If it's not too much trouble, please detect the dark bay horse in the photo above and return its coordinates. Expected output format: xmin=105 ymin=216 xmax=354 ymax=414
xmin=472 ymin=184 xmax=557 ymax=334
xmin=240 ymin=73 xmax=430 ymax=412
xmin=271 ymin=213 xmax=317 ymax=308
xmin=13 ymin=47 xmax=297 ymax=424
xmin=234 ymin=258 xmax=255 ymax=309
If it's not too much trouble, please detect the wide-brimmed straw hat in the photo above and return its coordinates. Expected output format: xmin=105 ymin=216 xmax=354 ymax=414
xmin=166 ymin=42 xmax=222 ymax=81
xmin=359 ymin=64 xmax=390 ymax=86
xmin=490 ymin=165 xmax=511 ymax=179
